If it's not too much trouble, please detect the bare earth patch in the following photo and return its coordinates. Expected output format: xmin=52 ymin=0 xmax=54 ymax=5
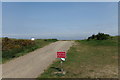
xmin=88 ymin=65 xmax=118 ymax=78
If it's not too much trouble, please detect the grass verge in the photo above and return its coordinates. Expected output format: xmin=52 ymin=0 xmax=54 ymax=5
xmin=38 ymin=37 xmax=118 ymax=78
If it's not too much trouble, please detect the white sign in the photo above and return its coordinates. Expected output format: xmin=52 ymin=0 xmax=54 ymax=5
xmin=61 ymin=58 xmax=65 ymax=61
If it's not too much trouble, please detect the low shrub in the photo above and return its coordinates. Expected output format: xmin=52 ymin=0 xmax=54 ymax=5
xmin=2 ymin=37 xmax=36 ymax=59
xmin=87 ymin=33 xmax=110 ymax=40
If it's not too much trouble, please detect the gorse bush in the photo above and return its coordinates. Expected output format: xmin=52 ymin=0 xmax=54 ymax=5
xmin=2 ymin=37 xmax=58 ymax=62
xmin=2 ymin=37 xmax=35 ymax=51
xmin=87 ymin=33 xmax=110 ymax=40
xmin=2 ymin=37 xmax=36 ymax=59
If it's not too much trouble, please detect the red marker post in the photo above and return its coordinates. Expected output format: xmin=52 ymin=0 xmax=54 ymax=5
xmin=57 ymin=52 xmax=66 ymax=74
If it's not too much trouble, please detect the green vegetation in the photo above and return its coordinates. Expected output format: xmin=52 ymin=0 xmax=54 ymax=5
xmin=82 ymin=37 xmax=118 ymax=46
xmin=87 ymin=32 xmax=110 ymax=40
xmin=38 ymin=36 xmax=118 ymax=78
xmin=2 ymin=37 xmax=58 ymax=63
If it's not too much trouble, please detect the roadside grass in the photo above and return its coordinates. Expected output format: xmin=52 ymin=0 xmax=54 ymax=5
xmin=38 ymin=37 xmax=118 ymax=78
xmin=2 ymin=38 xmax=58 ymax=63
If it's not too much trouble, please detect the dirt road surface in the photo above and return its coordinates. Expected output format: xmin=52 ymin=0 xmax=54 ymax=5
xmin=2 ymin=41 xmax=74 ymax=78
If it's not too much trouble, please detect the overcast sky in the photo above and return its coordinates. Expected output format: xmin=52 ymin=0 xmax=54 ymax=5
xmin=2 ymin=2 xmax=118 ymax=40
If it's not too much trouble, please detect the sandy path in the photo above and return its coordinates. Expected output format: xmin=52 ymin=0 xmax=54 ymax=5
xmin=2 ymin=41 xmax=74 ymax=78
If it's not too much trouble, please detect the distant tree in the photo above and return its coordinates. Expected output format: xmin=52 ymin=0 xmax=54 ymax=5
xmin=4 ymin=37 xmax=9 ymax=42
xmin=87 ymin=37 xmax=91 ymax=41
xmin=91 ymin=34 xmax=96 ymax=39
xmin=87 ymin=33 xmax=110 ymax=40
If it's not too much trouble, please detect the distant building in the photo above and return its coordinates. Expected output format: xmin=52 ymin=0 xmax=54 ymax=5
xmin=31 ymin=37 xmax=35 ymax=41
